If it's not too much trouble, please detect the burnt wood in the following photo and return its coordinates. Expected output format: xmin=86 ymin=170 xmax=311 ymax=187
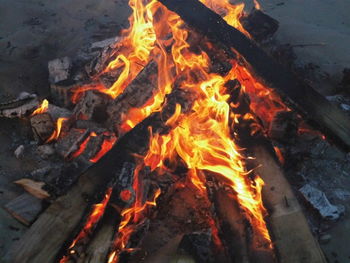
xmin=158 ymin=0 xmax=350 ymax=149
xmin=4 ymin=113 xmax=161 ymax=263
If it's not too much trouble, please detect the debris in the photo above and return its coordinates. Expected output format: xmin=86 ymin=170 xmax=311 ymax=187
xmin=30 ymin=166 xmax=52 ymax=178
xmin=30 ymin=113 xmax=55 ymax=143
xmin=37 ymin=144 xmax=56 ymax=159
xmin=0 ymin=93 xmax=38 ymax=118
xmin=14 ymin=179 xmax=50 ymax=199
xmin=90 ymin=36 xmax=121 ymax=51
xmin=48 ymin=57 xmax=72 ymax=84
xmin=14 ymin=145 xmax=25 ymax=159
xmin=4 ymin=193 xmax=43 ymax=226
xmin=299 ymin=184 xmax=344 ymax=220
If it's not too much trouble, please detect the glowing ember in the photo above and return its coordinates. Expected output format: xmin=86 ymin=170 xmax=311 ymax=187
xmin=89 ymin=134 xmax=117 ymax=163
xmin=31 ymin=99 xmax=49 ymax=116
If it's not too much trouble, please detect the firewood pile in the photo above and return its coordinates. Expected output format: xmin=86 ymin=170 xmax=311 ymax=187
xmin=2 ymin=0 xmax=350 ymax=263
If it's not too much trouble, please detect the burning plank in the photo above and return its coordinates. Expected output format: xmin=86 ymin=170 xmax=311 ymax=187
xmin=158 ymin=0 xmax=350 ymax=149
xmin=251 ymin=143 xmax=327 ymax=263
xmin=4 ymin=112 xmax=161 ymax=263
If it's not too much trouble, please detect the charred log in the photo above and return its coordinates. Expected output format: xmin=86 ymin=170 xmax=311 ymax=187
xmin=158 ymin=0 xmax=350 ymax=150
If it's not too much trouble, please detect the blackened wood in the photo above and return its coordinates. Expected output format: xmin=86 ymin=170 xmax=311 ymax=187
xmin=4 ymin=193 xmax=43 ymax=226
xmin=158 ymin=0 xmax=350 ymax=149
xmin=240 ymin=9 xmax=279 ymax=42
xmin=4 ymin=113 xmax=161 ymax=263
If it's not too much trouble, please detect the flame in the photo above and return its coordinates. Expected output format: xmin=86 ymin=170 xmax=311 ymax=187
xmin=72 ymin=0 xmax=159 ymax=100
xmin=200 ymin=0 xmax=250 ymax=36
xmin=105 ymin=0 xmax=276 ymax=259
xmin=46 ymin=117 xmax=68 ymax=143
xmin=273 ymin=146 xmax=285 ymax=165
xmin=89 ymin=134 xmax=117 ymax=163
xmin=31 ymin=99 xmax=49 ymax=116
xmin=254 ymin=0 xmax=261 ymax=10
xmin=60 ymin=188 xmax=112 ymax=263
xmin=107 ymin=187 xmax=161 ymax=263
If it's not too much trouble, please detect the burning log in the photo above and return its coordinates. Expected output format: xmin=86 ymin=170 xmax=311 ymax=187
xmin=4 ymin=113 xmax=161 ymax=263
xmin=158 ymin=0 xmax=350 ymax=149
xmin=240 ymin=9 xmax=279 ymax=42
xmin=250 ymin=143 xmax=327 ymax=263
xmin=78 ymin=208 xmax=118 ymax=263
xmin=106 ymin=60 xmax=158 ymax=134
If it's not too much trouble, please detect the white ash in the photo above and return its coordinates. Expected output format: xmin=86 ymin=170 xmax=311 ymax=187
xmin=299 ymin=184 xmax=344 ymax=220
xmin=48 ymin=57 xmax=72 ymax=84
xmin=37 ymin=145 xmax=56 ymax=159
xmin=90 ymin=36 xmax=121 ymax=51
xmin=31 ymin=166 xmax=52 ymax=178
xmin=14 ymin=145 xmax=25 ymax=159
xmin=47 ymin=104 xmax=72 ymax=120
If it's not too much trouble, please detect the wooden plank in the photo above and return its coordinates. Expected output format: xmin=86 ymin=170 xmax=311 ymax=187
xmin=251 ymin=143 xmax=327 ymax=263
xmin=158 ymin=0 xmax=350 ymax=149
xmin=3 ymin=113 xmax=160 ymax=263
xmin=4 ymin=193 xmax=42 ymax=226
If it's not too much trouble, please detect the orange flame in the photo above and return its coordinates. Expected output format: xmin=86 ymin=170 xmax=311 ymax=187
xmin=107 ymin=187 xmax=161 ymax=263
xmin=31 ymin=99 xmax=49 ymax=116
xmin=89 ymin=134 xmax=117 ymax=163
xmin=46 ymin=117 xmax=68 ymax=143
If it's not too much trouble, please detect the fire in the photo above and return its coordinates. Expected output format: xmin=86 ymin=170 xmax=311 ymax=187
xmin=104 ymin=0 xmax=274 ymax=259
xmin=31 ymin=99 xmax=49 ymax=115
xmin=89 ymin=134 xmax=117 ymax=163
xmin=200 ymin=0 xmax=249 ymax=36
xmin=107 ymin=186 xmax=161 ymax=263
xmin=60 ymin=188 xmax=113 ymax=263
xmin=46 ymin=117 xmax=68 ymax=143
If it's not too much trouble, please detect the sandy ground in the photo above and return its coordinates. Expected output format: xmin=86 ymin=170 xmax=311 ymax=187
xmin=0 ymin=0 xmax=350 ymax=261
xmin=259 ymin=0 xmax=350 ymax=94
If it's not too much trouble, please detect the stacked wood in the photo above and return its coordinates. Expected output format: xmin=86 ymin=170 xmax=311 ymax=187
xmin=158 ymin=0 xmax=350 ymax=149
xmin=106 ymin=60 xmax=158 ymax=134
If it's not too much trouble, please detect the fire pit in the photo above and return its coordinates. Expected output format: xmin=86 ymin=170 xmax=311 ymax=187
xmin=2 ymin=0 xmax=350 ymax=262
